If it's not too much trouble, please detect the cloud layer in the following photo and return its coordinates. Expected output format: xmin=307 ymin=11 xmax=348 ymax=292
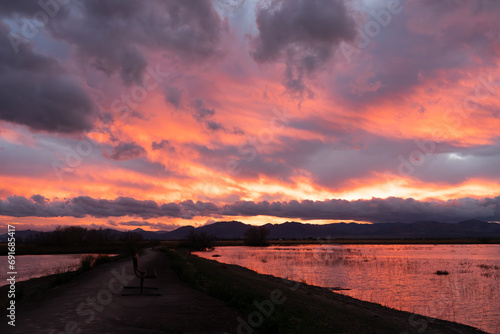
xmin=1 ymin=195 xmax=499 ymax=223
xmin=252 ymin=0 xmax=356 ymax=96
xmin=0 ymin=22 xmax=96 ymax=133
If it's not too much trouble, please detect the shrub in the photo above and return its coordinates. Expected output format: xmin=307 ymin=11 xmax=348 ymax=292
xmin=93 ymin=254 xmax=112 ymax=266
xmin=435 ymin=270 xmax=450 ymax=275
xmin=79 ymin=254 xmax=96 ymax=272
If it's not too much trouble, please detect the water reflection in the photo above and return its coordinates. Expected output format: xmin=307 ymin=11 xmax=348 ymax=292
xmin=0 ymin=254 xmax=108 ymax=285
xmin=195 ymin=244 xmax=500 ymax=333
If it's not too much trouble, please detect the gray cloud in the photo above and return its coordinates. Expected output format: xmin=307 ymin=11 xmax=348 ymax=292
xmin=1 ymin=0 xmax=224 ymax=86
xmin=0 ymin=22 xmax=96 ymax=133
xmin=335 ymin=0 xmax=500 ymax=105
xmin=1 ymin=195 xmax=500 ymax=223
xmin=30 ymin=194 xmax=47 ymax=204
xmin=277 ymin=134 xmax=500 ymax=188
xmin=152 ymin=139 xmax=175 ymax=152
xmin=252 ymin=0 xmax=356 ymax=97
xmin=188 ymin=128 xmax=500 ymax=189
xmin=189 ymin=143 xmax=295 ymax=181
xmin=222 ymin=197 xmax=500 ymax=223
xmin=205 ymin=120 xmax=225 ymax=131
xmin=191 ymin=98 xmax=231 ymax=132
xmin=193 ymin=98 xmax=216 ymax=121
xmin=165 ymin=86 xmax=183 ymax=108
xmin=103 ymin=141 xmax=146 ymax=161
xmin=0 ymin=196 xmax=218 ymax=220
xmin=44 ymin=0 xmax=224 ymax=85
xmin=0 ymin=1 xmax=65 ymax=17
xmin=116 ymin=158 xmax=179 ymax=178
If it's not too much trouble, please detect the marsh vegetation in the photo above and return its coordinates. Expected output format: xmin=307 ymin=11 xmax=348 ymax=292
xmin=195 ymin=244 xmax=500 ymax=333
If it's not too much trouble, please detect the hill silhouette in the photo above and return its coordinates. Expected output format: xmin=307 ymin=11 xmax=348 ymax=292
xmin=2 ymin=219 xmax=499 ymax=242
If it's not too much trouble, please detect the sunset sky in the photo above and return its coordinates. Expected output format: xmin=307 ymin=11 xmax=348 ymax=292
xmin=1 ymin=0 xmax=500 ymax=231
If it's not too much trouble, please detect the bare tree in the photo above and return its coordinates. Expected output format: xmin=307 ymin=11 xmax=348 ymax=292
xmin=244 ymin=226 xmax=270 ymax=246
xmin=187 ymin=230 xmax=215 ymax=251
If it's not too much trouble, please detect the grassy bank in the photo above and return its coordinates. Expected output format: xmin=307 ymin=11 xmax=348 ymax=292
xmin=163 ymin=248 xmax=486 ymax=334
xmin=164 ymin=248 xmax=330 ymax=333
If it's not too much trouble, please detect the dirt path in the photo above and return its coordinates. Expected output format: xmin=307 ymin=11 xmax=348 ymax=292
xmin=1 ymin=249 xmax=242 ymax=333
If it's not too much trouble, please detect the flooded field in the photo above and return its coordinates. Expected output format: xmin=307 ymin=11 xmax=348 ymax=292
xmin=196 ymin=244 xmax=500 ymax=333
xmin=0 ymin=254 xmax=105 ymax=285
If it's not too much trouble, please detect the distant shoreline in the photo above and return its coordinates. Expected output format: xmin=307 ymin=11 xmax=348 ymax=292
xmin=1 ymin=237 xmax=499 ymax=255
xmin=213 ymin=237 xmax=500 ymax=246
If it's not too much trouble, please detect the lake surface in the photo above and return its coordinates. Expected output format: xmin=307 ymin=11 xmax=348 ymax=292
xmin=195 ymin=244 xmax=500 ymax=334
xmin=0 ymin=254 xmax=107 ymax=286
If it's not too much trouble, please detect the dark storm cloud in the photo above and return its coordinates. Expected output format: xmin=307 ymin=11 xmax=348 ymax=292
xmin=1 ymin=0 xmax=223 ymax=85
xmin=103 ymin=141 xmax=146 ymax=161
xmin=43 ymin=0 xmax=224 ymax=85
xmin=252 ymin=0 xmax=356 ymax=61
xmin=1 ymin=195 xmax=500 ymax=223
xmin=0 ymin=1 xmax=59 ymax=16
xmin=0 ymin=22 xmax=96 ymax=133
xmin=252 ymin=0 xmax=356 ymax=97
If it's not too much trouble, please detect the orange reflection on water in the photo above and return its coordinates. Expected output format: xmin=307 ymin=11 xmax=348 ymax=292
xmin=195 ymin=244 xmax=500 ymax=333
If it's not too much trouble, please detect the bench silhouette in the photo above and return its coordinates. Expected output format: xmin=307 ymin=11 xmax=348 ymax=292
xmin=122 ymin=253 xmax=161 ymax=296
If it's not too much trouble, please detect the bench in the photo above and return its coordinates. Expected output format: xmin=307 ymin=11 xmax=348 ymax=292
xmin=122 ymin=253 xmax=161 ymax=296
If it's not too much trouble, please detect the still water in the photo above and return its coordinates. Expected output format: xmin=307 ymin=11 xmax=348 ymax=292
xmin=195 ymin=244 xmax=500 ymax=334
xmin=0 ymin=254 xmax=104 ymax=286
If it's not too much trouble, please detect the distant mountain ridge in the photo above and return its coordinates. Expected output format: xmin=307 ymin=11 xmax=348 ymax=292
xmin=1 ymin=220 xmax=500 ymax=242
